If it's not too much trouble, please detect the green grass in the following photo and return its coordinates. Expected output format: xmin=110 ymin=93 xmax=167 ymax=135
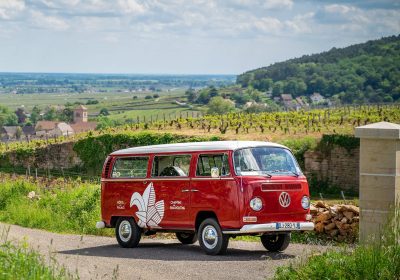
xmin=274 ymin=204 xmax=400 ymax=280
xmin=0 ymin=175 xmax=112 ymax=237
xmin=0 ymin=228 xmax=73 ymax=279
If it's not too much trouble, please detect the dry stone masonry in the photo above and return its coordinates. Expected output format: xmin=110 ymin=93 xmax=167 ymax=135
xmin=304 ymin=146 xmax=359 ymax=191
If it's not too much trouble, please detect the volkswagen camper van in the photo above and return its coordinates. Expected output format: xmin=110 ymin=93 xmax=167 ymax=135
xmin=96 ymin=141 xmax=314 ymax=255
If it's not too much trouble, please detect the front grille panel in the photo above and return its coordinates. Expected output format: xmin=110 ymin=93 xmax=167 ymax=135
xmin=261 ymin=183 xmax=301 ymax=191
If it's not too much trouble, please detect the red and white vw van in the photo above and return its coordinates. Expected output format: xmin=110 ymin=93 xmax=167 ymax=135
xmin=96 ymin=141 xmax=314 ymax=255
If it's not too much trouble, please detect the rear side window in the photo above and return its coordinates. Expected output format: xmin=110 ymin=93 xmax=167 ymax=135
xmin=196 ymin=154 xmax=230 ymax=176
xmin=152 ymin=155 xmax=191 ymax=177
xmin=111 ymin=157 xmax=148 ymax=178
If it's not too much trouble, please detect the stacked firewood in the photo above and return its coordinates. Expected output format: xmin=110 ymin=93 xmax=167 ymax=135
xmin=311 ymin=201 xmax=359 ymax=242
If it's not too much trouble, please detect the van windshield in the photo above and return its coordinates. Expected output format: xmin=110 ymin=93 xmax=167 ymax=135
xmin=234 ymin=147 xmax=301 ymax=176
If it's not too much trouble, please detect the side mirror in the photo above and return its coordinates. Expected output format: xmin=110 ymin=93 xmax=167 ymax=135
xmin=211 ymin=167 xmax=220 ymax=178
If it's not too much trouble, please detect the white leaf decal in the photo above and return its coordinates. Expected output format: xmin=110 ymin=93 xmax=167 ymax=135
xmin=129 ymin=183 xmax=165 ymax=228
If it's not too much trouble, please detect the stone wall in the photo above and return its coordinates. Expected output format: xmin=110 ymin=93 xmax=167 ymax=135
xmin=5 ymin=141 xmax=81 ymax=170
xmin=304 ymin=146 xmax=359 ymax=191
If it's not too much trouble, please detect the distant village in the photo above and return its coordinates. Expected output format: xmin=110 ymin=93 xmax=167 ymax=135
xmin=273 ymin=92 xmax=329 ymax=110
xmin=1 ymin=105 xmax=97 ymax=142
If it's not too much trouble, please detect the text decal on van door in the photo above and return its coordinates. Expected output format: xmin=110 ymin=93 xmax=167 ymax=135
xmin=130 ymin=182 xmax=165 ymax=228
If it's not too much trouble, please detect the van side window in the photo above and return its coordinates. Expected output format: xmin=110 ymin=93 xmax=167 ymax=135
xmin=152 ymin=155 xmax=191 ymax=177
xmin=111 ymin=157 xmax=148 ymax=178
xmin=196 ymin=154 xmax=230 ymax=176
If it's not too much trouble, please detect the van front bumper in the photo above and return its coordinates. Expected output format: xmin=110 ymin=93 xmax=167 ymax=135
xmin=222 ymin=222 xmax=314 ymax=234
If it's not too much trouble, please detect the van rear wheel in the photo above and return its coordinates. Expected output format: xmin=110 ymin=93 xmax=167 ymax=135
xmin=176 ymin=232 xmax=197 ymax=244
xmin=198 ymin=218 xmax=229 ymax=255
xmin=260 ymin=233 xmax=290 ymax=252
xmin=115 ymin=217 xmax=142 ymax=248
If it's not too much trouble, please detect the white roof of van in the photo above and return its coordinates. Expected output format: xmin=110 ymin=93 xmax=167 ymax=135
xmin=110 ymin=141 xmax=288 ymax=156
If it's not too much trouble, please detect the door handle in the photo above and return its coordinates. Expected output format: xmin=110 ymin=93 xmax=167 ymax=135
xmin=181 ymin=189 xmax=190 ymax=192
xmin=191 ymin=189 xmax=199 ymax=192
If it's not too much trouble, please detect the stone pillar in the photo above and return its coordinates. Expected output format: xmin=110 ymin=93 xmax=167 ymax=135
xmin=355 ymin=121 xmax=400 ymax=243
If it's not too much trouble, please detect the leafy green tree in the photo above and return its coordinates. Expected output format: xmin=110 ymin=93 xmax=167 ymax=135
xmin=30 ymin=106 xmax=41 ymax=124
xmin=60 ymin=107 xmax=74 ymax=122
xmin=272 ymin=81 xmax=284 ymax=97
xmin=185 ymin=89 xmax=196 ymax=102
xmin=0 ymin=106 xmax=17 ymax=126
xmin=99 ymin=108 xmax=110 ymax=116
xmin=207 ymin=97 xmax=234 ymax=115
xmin=209 ymin=86 xmax=218 ymax=98
xmin=44 ymin=108 xmax=57 ymax=121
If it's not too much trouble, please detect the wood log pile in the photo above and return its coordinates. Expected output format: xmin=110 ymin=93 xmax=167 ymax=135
xmin=311 ymin=201 xmax=359 ymax=242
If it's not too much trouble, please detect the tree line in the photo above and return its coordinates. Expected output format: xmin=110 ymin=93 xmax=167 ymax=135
xmin=237 ymin=35 xmax=400 ymax=104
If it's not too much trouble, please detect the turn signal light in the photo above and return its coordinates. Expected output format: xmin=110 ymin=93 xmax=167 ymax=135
xmin=243 ymin=216 xmax=257 ymax=223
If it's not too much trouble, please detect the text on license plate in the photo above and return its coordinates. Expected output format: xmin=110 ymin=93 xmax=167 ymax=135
xmin=276 ymin=222 xmax=300 ymax=230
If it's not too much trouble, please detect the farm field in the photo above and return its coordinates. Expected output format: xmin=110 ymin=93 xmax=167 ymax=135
xmin=0 ymin=89 xmax=205 ymax=123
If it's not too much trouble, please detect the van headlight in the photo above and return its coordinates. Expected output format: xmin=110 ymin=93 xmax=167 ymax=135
xmin=250 ymin=197 xmax=263 ymax=211
xmin=301 ymin=196 xmax=310 ymax=209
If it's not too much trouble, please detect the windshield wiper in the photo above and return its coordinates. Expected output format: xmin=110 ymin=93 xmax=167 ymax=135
xmin=242 ymin=168 xmax=272 ymax=178
xmin=269 ymin=169 xmax=299 ymax=177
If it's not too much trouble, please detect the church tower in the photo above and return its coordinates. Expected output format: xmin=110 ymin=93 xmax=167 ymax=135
xmin=73 ymin=105 xmax=88 ymax=123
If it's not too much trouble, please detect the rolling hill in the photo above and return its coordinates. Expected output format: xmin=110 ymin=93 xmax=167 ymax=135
xmin=237 ymin=35 xmax=400 ymax=104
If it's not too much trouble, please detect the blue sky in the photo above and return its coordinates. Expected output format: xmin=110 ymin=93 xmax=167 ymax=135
xmin=0 ymin=0 xmax=399 ymax=74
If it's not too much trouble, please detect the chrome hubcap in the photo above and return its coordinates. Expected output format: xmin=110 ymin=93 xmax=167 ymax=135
xmin=202 ymin=225 xmax=218 ymax=249
xmin=119 ymin=220 xmax=132 ymax=242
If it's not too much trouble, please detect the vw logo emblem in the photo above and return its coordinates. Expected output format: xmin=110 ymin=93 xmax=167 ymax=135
xmin=279 ymin=192 xmax=291 ymax=208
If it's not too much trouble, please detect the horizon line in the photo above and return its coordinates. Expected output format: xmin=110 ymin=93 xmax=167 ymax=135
xmin=0 ymin=71 xmax=238 ymax=76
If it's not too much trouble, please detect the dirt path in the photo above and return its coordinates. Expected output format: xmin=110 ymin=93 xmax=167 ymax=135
xmin=1 ymin=223 xmax=328 ymax=280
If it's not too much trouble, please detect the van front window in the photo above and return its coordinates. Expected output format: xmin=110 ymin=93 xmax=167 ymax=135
xmin=234 ymin=147 xmax=301 ymax=176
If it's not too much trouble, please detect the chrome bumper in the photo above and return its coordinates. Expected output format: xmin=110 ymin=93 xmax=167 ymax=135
xmin=223 ymin=222 xmax=314 ymax=234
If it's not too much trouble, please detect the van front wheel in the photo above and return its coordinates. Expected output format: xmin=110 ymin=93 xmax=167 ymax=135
xmin=176 ymin=232 xmax=197 ymax=244
xmin=198 ymin=218 xmax=229 ymax=255
xmin=115 ymin=217 xmax=142 ymax=248
xmin=260 ymin=233 xmax=290 ymax=252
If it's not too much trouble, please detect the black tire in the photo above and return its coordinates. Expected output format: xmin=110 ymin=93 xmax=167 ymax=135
xmin=260 ymin=233 xmax=290 ymax=252
xmin=115 ymin=217 xmax=142 ymax=248
xmin=198 ymin=218 xmax=229 ymax=255
xmin=176 ymin=232 xmax=197 ymax=244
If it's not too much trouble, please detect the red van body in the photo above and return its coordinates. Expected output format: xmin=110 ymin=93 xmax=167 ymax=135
xmin=97 ymin=141 xmax=314 ymax=255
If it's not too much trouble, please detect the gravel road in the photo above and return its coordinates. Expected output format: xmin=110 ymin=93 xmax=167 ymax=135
xmin=1 ymin=223 xmax=328 ymax=280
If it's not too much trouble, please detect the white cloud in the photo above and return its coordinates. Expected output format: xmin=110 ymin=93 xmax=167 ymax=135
xmin=0 ymin=0 xmax=25 ymax=20
xmin=254 ymin=17 xmax=284 ymax=34
xmin=285 ymin=12 xmax=314 ymax=34
xmin=118 ymin=0 xmax=146 ymax=14
xmin=264 ymin=0 xmax=293 ymax=10
xmin=324 ymin=4 xmax=356 ymax=14
xmin=31 ymin=10 xmax=69 ymax=30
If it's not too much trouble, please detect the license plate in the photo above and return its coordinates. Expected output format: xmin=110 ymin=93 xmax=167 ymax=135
xmin=276 ymin=222 xmax=300 ymax=230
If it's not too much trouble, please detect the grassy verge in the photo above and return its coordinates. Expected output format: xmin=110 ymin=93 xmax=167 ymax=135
xmin=0 ymin=228 xmax=73 ymax=279
xmin=0 ymin=174 xmax=113 ymax=237
xmin=274 ymin=204 xmax=400 ymax=280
